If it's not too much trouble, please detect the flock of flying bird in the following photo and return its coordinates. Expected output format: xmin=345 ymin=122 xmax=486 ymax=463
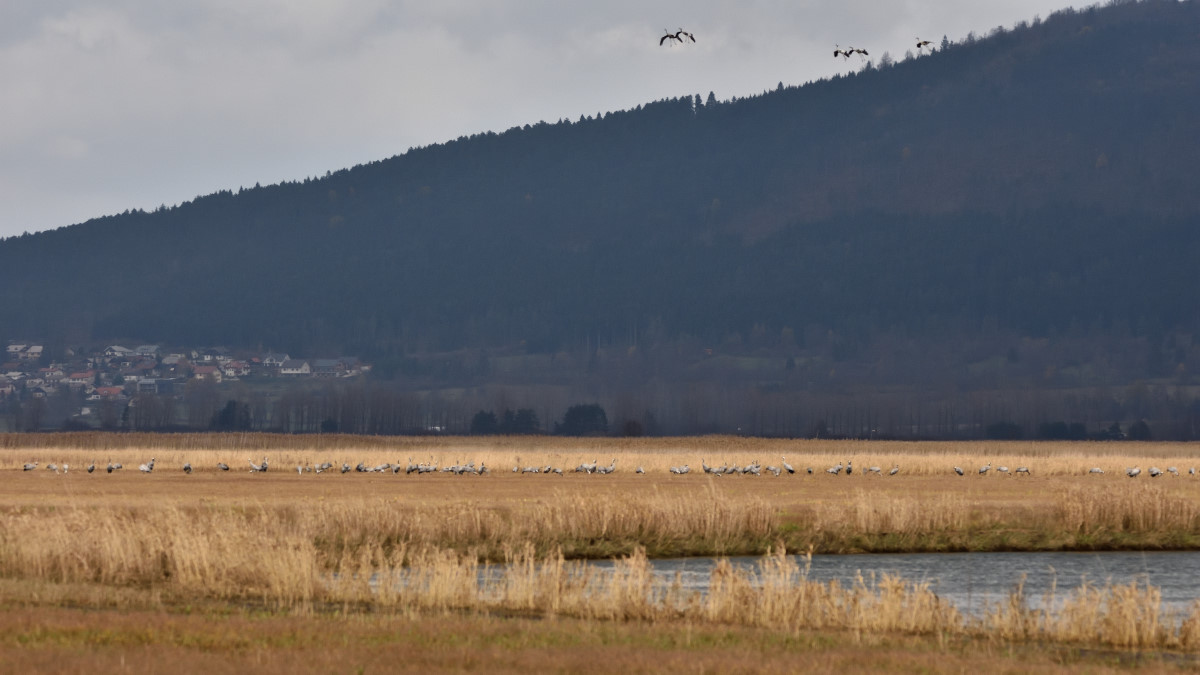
xmin=658 ymin=28 xmax=938 ymax=63
xmin=830 ymin=37 xmax=935 ymax=60
xmin=659 ymin=28 xmax=696 ymax=46
xmin=16 ymin=458 xmax=1200 ymax=478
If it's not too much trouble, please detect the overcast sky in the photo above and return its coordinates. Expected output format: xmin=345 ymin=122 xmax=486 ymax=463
xmin=1 ymin=1 xmax=1082 ymax=238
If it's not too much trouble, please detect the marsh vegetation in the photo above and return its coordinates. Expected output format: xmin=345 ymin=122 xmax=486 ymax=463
xmin=3 ymin=433 xmax=1200 ymax=670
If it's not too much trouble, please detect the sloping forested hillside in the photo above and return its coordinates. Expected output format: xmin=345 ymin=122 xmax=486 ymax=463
xmin=2 ymin=0 xmax=1198 ymax=368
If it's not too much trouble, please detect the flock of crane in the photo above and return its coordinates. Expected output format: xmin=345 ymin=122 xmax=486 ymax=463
xmin=658 ymin=28 xmax=937 ymax=63
xmin=1114 ymin=465 xmax=1196 ymax=478
xmin=15 ymin=457 xmax=1200 ymax=478
xmin=659 ymin=28 xmax=696 ymax=46
xmin=831 ymin=37 xmax=934 ymax=60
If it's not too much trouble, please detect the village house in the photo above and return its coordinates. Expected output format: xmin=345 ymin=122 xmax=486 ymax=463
xmin=311 ymin=359 xmax=345 ymax=377
xmin=134 ymin=345 xmax=161 ymax=358
xmin=65 ymin=370 xmax=96 ymax=387
xmin=123 ymin=359 xmax=159 ymax=379
xmin=192 ymin=365 xmax=223 ymax=382
xmin=261 ymin=352 xmax=290 ymax=368
xmin=137 ymin=378 xmax=176 ymax=395
xmin=39 ymin=366 xmax=66 ymax=385
xmin=221 ymin=360 xmax=251 ymax=378
xmin=19 ymin=345 xmax=43 ymax=361
xmin=104 ymin=345 xmax=133 ymax=359
xmin=192 ymin=347 xmax=232 ymax=363
xmin=280 ymin=359 xmax=311 ymax=376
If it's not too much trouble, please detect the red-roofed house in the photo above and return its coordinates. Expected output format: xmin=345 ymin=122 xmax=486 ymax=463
xmin=221 ymin=360 xmax=251 ymax=378
xmin=193 ymin=365 xmax=223 ymax=383
xmin=66 ymin=370 xmax=96 ymax=387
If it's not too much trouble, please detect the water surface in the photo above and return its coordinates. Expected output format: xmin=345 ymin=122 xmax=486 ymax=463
xmin=589 ymin=551 xmax=1200 ymax=616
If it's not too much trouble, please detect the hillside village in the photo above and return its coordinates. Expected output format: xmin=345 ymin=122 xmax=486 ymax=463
xmin=1 ymin=342 xmax=368 ymax=429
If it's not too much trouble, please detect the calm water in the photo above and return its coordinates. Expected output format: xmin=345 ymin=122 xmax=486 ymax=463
xmin=587 ymin=551 xmax=1200 ymax=616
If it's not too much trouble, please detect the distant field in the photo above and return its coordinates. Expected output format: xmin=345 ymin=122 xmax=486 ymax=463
xmin=3 ymin=433 xmax=1200 ymax=670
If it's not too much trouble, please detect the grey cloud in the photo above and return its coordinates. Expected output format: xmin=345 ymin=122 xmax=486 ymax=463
xmin=1 ymin=1 xmax=1080 ymax=237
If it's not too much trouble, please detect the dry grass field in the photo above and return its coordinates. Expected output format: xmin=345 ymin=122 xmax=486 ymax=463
xmin=3 ymin=433 xmax=1200 ymax=672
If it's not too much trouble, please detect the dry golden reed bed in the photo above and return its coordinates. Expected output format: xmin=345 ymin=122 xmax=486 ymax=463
xmin=3 ymin=432 xmax=1200 ymax=658
xmin=4 ymin=504 xmax=1200 ymax=654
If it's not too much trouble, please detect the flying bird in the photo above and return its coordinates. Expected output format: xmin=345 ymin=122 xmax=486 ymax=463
xmin=916 ymin=38 xmax=933 ymax=50
xmin=660 ymin=28 xmax=695 ymax=46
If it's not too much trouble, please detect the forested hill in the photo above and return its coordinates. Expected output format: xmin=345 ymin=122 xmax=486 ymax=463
xmin=2 ymin=0 xmax=1199 ymax=362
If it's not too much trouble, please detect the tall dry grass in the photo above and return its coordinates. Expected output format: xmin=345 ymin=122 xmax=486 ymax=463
xmin=1056 ymin=485 xmax=1200 ymax=534
xmin=981 ymin=576 xmax=1200 ymax=650
xmin=3 ymin=498 xmax=1200 ymax=651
